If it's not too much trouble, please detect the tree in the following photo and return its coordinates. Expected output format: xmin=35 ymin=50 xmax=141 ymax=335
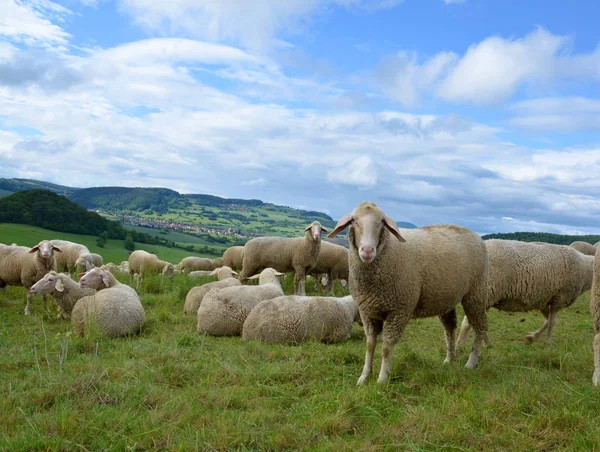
xmin=124 ymin=232 xmax=135 ymax=251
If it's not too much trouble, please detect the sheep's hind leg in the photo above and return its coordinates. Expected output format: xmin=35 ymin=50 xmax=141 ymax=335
xmin=357 ymin=317 xmax=382 ymax=385
xmin=462 ymin=293 xmax=489 ymax=369
xmin=525 ymin=307 xmax=550 ymax=344
xmin=594 ymin=332 xmax=600 ymax=386
xmin=439 ymin=308 xmax=457 ymax=363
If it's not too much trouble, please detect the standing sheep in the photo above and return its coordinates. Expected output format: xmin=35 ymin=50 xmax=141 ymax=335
xmin=242 ymin=295 xmax=358 ymax=344
xmin=310 ymin=241 xmax=349 ymax=295
xmin=197 ymin=268 xmax=284 ymax=336
xmin=178 ymin=256 xmax=213 ymax=272
xmin=183 ymin=266 xmax=240 ymax=315
xmin=328 ymin=202 xmax=489 ymax=385
xmin=49 ymin=240 xmax=94 ymax=273
xmin=0 ymin=241 xmax=62 ymax=315
xmin=129 ymin=250 xmax=175 ymax=280
xmin=570 ymin=241 xmax=597 ymax=256
xmin=30 ymin=271 xmax=96 ymax=319
xmin=591 ymin=247 xmax=600 ymax=386
xmin=457 ymin=240 xmax=594 ymax=346
xmin=238 ymin=221 xmax=328 ymax=296
xmin=223 ymin=246 xmax=244 ymax=271
xmin=75 ymin=268 xmax=145 ymax=338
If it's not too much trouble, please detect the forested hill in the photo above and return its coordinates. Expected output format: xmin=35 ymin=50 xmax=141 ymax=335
xmin=481 ymin=231 xmax=600 ymax=245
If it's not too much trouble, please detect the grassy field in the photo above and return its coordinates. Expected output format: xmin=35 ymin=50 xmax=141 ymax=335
xmin=1 ymin=269 xmax=600 ymax=450
xmin=0 ymin=223 xmax=215 ymax=264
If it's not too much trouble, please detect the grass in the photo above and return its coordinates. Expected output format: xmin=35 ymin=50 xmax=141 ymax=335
xmin=0 ymin=223 xmax=214 ymax=264
xmin=1 ymin=272 xmax=600 ymax=450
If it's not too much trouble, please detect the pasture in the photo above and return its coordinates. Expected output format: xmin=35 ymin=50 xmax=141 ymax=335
xmin=1 ymin=271 xmax=600 ymax=450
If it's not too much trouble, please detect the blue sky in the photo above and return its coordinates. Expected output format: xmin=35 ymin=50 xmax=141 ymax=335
xmin=0 ymin=0 xmax=599 ymax=235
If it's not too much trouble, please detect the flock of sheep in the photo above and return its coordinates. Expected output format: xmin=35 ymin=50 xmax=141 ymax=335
xmin=2 ymin=200 xmax=600 ymax=387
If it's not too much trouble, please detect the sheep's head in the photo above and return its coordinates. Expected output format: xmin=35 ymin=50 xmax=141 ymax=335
xmin=210 ymin=266 xmax=238 ymax=280
xmin=30 ymin=271 xmax=64 ymax=295
xmin=327 ymin=202 xmax=405 ymax=264
xmin=79 ymin=268 xmax=113 ymax=290
xmin=305 ymin=221 xmax=328 ymax=242
xmin=248 ymin=268 xmax=285 ymax=285
xmin=75 ymin=256 xmax=92 ymax=273
xmin=162 ymin=263 xmax=175 ymax=280
xmin=29 ymin=241 xmax=61 ymax=259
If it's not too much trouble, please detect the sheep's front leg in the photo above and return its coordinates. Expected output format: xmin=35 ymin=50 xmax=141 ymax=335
xmin=594 ymin=333 xmax=600 ymax=386
xmin=378 ymin=315 xmax=409 ymax=383
xmin=357 ymin=317 xmax=382 ymax=385
xmin=526 ymin=308 xmax=550 ymax=344
xmin=294 ymin=270 xmax=306 ymax=296
xmin=25 ymin=291 xmax=32 ymax=315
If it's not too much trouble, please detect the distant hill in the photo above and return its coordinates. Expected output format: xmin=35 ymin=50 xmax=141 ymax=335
xmin=0 ymin=178 xmax=76 ymax=197
xmin=481 ymin=231 xmax=600 ymax=245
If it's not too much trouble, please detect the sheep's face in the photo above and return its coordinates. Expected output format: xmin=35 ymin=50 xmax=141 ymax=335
xmin=305 ymin=221 xmax=328 ymax=242
xmin=30 ymin=241 xmax=61 ymax=259
xmin=327 ymin=202 xmax=405 ymax=264
xmin=79 ymin=268 xmax=111 ymax=290
xmin=162 ymin=264 xmax=175 ymax=280
xmin=30 ymin=272 xmax=64 ymax=295
xmin=210 ymin=266 xmax=238 ymax=280
xmin=75 ymin=257 xmax=92 ymax=273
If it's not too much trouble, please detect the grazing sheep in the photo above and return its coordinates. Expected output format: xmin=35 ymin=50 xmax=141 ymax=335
xmin=0 ymin=241 xmax=62 ymax=315
xmin=242 ymin=295 xmax=358 ymax=344
xmin=212 ymin=257 xmax=224 ymax=270
xmin=183 ymin=266 xmax=240 ymax=315
xmin=238 ymin=221 xmax=328 ymax=296
xmin=74 ymin=268 xmax=145 ymax=338
xmin=178 ymin=257 xmax=213 ymax=272
xmin=310 ymin=241 xmax=349 ymax=295
xmin=49 ymin=240 xmax=94 ymax=273
xmin=90 ymin=253 xmax=103 ymax=268
xmin=30 ymin=271 xmax=95 ymax=319
xmin=570 ymin=241 xmax=597 ymax=256
xmin=328 ymin=202 xmax=489 ymax=385
xmin=223 ymin=246 xmax=244 ymax=271
xmin=457 ymin=240 xmax=594 ymax=346
xmin=129 ymin=250 xmax=175 ymax=280
xmin=197 ymin=268 xmax=284 ymax=336
xmin=591 ymin=247 xmax=600 ymax=386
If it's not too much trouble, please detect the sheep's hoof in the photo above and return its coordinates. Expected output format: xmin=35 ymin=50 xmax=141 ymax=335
xmin=356 ymin=375 xmax=369 ymax=385
xmin=465 ymin=354 xmax=479 ymax=369
xmin=593 ymin=371 xmax=600 ymax=387
xmin=524 ymin=335 xmax=536 ymax=344
xmin=24 ymin=309 xmax=30 ymax=316
xmin=377 ymin=376 xmax=389 ymax=384
xmin=443 ymin=356 xmax=455 ymax=364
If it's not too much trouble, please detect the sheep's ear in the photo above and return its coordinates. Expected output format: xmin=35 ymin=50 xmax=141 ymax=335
xmin=327 ymin=214 xmax=353 ymax=239
xmin=77 ymin=272 xmax=86 ymax=278
xmin=209 ymin=269 xmax=218 ymax=276
xmin=52 ymin=246 xmax=62 ymax=253
xmin=102 ymin=273 xmax=110 ymax=287
xmin=383 ymin=215 xmax=406 ymax=242
xmin=247 ymin=274 xmax=260 ymax=280
xmin=320 ymin=226 xmax=329 ymax=233
xmin=29 ymin=246 xmax=40 ymax=254
xmin=274 ymin=271 xmax=285 ymax=277
xmin=55 ymin=279 xmax=65 ymax=292
xmin=304 ymin=224 xmax=312 ymax=232
xmin=231 ymin=270 xmax=239 ymax=276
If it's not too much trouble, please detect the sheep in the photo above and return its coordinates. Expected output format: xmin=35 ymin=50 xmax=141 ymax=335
xmin=0 ymin=241 xmax=62 ymax=315
xmin=30 ymin=271 xmax=96 ymax=319
xmin=591 ymin=247 xmax=600 ymax=386
xmin=327 ymin=201 xmax=489 ymax=385
xmin=242 ymin=295 xmax=358 ymax=344
xmin=223 ymin=246 xmax=244 ymax=271
xmin=238 ymin=221 xmax=328 ymax=296
xmin=309 ymin=241 xmax=349 ymax=295
xmin=49 ymin=239 xmax=94 ymax=273
xmin=90 ymin=253 xmax=103 ymax=268
xmin=74 ymin=268 xmax=145 ymax=338
xmin=197 ymin=268 xmax=284 ymax=336
xmin=212 ymin=257 xmax=224 ymax=270
xmin=457 ymin=240 xmax=594 ymax=346
xmin=570 ymin=241 xmax=597 ymax=256
xmin=183 ymin=266 xmax=240 ymax=315
xmin=178 ymin=256 xmax=213 ymax=272
xmin=128 ymin=250 xmax=175 ymax=280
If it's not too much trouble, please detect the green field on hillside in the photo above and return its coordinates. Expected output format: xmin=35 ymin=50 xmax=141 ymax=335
xmin=0 ymin=224 xmax=213 ymax=264
xmin=0 ymin=270 xmax=599 ymax=449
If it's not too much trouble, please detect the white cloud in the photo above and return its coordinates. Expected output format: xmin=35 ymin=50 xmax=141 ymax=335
xmin=444 ymin=0 xmax=465 ymax=4
xmin=327 ymin=155 xmax=378 ymax=187
xmin=508 ymin=97 xmax=600 ymax=132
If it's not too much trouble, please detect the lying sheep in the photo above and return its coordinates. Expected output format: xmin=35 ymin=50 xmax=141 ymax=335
xmin=239 ymin=221 xmax=328 ymax=296
xmin=591 ymin=247 xmax=600 ymax=386
xmin=90 ymin=253 xmax=103 ymax=268
xmin=50 ymin=239 xmax=93 ymax=273
xmin=223 ymin=246 xmax=244 ymax=271
xmin=570 ymin=241 xmax=597 ymax=256
xmin=129 ymin=250 xmax=175 ymax=280
xmin=457 ymin=240 xmax=594 ymax=346
xmin=0 ymin=241 xmax=62 ymax=315
xmin=74 ymin=268 xmax=145 ymax=338
xmin=212 ymin=257 xmax=224 ymax=270
xmin=179 ymin=256 xmax=213 ymax=272
xmin=242 ymin=295 xmax=358 ymax=344
xmin=197 ymin=268 xmax=284 ymax=336
xmin=30 ymin=271 xmax=96 ymax=319
xmin=310 ymin=241 xmax=349 ymax=295
xmin=328 ymin=202 xmax=489 ymax=385
xmin=183 ymin=266 xmax=240 ymax=315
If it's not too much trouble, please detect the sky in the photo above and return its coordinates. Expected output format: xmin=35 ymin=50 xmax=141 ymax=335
xmin=1 ymin=0 xmax=599 ymax=235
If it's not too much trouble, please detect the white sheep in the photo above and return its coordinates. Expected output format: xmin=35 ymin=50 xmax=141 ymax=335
xmin=30 ymin=271 xmax=96 ymax=319
xmin=0 ymin=241 xmax=62 ymax=315
xmin=74 ymin=268 xmax=145 ymax=338
xmin=591 ymin=247 xmax=600 ymax=386
xmin=178 ymin=256 xmax=213 ymax=272
xmin=128 ymin=250 xmax=175 ymax=281
xmin=212 ymin=257 xmax=224 ymax=270
xmin=570 ymin=241 xmax=597 ymax=256
xmin=242 ymin=295 xmax=358 ymax=344
xmin=197 ymin=268 xmax=284 ymax=336
xmin=310 ymin=241 xmax=349 ymax=295
xmin=49 ymin=239 xmax=94 ymax=273
xmin=90 ymin=253 xmax=103 ymax=268
xmin=457 ymin=240 xmax=594 ymax=346
xmin=238 ymin=221 xmax=328 ymax=296
xmin=328 ymin=201 xmax=489 ymax=385
xmin=223 ymin=246 xmax=244 ymax=271
xmin=183 ymin=266 xmax=240 ymax=315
